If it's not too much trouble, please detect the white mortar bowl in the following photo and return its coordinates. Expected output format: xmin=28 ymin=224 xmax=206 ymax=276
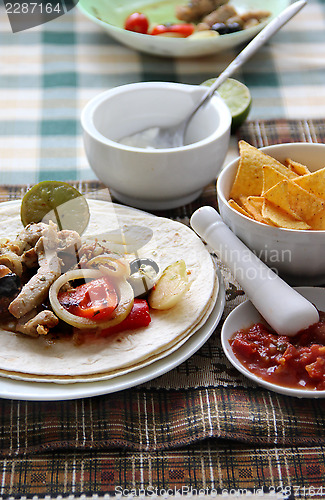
xmin=81 ymin=82 xmax=231 ymax=210
xmin=217 ymin=142 xmax=325 ymax=285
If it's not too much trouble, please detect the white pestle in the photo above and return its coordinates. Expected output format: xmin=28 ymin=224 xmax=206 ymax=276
xmin=190 ymin=206 xmax=319 ymax=336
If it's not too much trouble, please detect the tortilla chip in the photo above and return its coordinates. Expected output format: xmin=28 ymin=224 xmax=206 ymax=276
xmin=262 ymin=165 xmax=290 ymax=194
xmin=263 ymin=180 xmax=300 ymax=219
xmin=285 ymin=158 xmax=310 ymax=176
xmin=293 ymin=167 xmax=325 ymax=199
xmin=240 ymin=195 xmax=268 ymax=223
xmin=229 ymin=141 xmax=296 ymax=201
xmin=307 ymin=208 xmax=325 ymax=230
xmin=228 ymin=199 xmax=253 ymax=218
xmin=264 ymin=179 xmax=324 ymax=221
xmin=262 ymin=200 xmax=310 ymax=229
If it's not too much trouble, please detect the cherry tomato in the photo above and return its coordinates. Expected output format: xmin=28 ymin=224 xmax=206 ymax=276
xmin=58 ymin=278 xmax=118 ymax=321
xmin=150 ymin=23 xmax=195 ymax=37
xmin=124 ymin=13 xmax=149 ymax=34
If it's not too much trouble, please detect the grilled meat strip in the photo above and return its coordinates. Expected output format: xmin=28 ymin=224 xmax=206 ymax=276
xmin=8 ymin=222 xmax=61 ymax=318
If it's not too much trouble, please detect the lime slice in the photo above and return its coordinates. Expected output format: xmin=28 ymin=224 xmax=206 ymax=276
xmin=201 ymin=77 xmax=252 ymax=132
xmin=21 ymin=181 xmax=90 ymax=235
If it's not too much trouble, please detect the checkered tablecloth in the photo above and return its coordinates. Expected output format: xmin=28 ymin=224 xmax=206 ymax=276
xmin=0 ymin=0 xmax=325 ymax=184
xmin=1 ymin=1 xmax=325 ymax=498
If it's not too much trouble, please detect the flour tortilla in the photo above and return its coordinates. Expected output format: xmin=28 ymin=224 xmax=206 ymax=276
xmin=0 ymin=200 xmax=218 ymax=383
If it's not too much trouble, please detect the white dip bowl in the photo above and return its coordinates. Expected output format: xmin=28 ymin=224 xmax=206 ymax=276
xmin=81 ymin=82 xmax=231 ymax=210
xmin=217 ymin=142 xmax=325 ymax=285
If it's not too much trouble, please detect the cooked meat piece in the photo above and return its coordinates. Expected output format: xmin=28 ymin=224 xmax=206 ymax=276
xmin=0 ymin=223 xmax=49 ymax=276
xmin=20 ymin=227 xmax=80 ymax=270
xmin=176 ymin=0 xmax=228 ymax=22
xmin=57 ymin=229 xmax=82 ymax=271
xmin=21 ymin=248 xmax=38 ymax=268
xmin=8 ymin=222 xmax=61 ymax=318
xmin=196 ymin=21 xmax=211 ymax=30
xmin=240 ymin=10 xmax=270 ymax=22
xmin=243 ymin=18 xmax=259 ymax=29
xmin=12 ymin=222 xmax=48 ymax=255
xmin=16 ymin=310 xmax=59 ymax=337
xmin=227 ymin=15 xmax=244 ymax=27
xmin=58 ymin=230 xmax=82 ymax=253
xmin=76 ymin=242 xmax=110 ymax=268
xmin=202 ymin=4 xmax=237 ymax=26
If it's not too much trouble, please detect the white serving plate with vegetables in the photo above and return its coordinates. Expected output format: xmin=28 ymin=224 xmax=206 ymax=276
xmin=77 ymin=0 xmax=290 ymax=58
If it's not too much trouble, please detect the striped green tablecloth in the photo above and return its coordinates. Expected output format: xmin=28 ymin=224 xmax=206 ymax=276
xmin=0 ymin=0 xmax=325 ymax=184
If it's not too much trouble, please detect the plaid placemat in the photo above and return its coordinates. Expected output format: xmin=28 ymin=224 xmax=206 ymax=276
xmin=0 ymin=443 xmax=324 ymax=498
xmin=0 ymin=118 xmax=324 ymax=458
xmin=0 ymin=119 xmax=325 ymax=497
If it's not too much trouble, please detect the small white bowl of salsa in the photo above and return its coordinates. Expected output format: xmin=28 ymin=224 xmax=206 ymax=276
xmin=221 ymin=287 xmax=325 ymax=398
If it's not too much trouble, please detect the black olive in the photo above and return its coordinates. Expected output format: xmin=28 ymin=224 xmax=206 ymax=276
xmin=0 ymin=271 xmax=21 ymax=315
xmin=129 ymin=258 xmax=159 ymax=276
xmin=211 ymin=22 xmax=228 ymax=34
xmin=226 ymin=22 xmax=242 ymax=33
xmin=0 ymin=273 xmax=21 ymax=298
xmin=211 ymin=22 xmax=242 ymax=34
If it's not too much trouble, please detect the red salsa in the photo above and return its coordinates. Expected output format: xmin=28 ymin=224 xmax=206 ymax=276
xmin=230 ymin=311 xmax=325 ymax=391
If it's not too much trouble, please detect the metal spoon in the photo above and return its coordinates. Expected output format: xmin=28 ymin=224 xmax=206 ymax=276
xmin=141 ymin=0 xmax=307 ymax=149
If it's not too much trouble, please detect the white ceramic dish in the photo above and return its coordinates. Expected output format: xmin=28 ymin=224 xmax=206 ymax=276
xmin=77 ymin=0 xmax=291 ymax=58
xmin=0 ymin=272 xmax=224 ymax=401
xmin=221 ymin=286 xmax=325 ymax=399
xmin=217 ymin=142 xmax=325 ymax=285
xmin=82 ymin=82 xmax=231 ymax=210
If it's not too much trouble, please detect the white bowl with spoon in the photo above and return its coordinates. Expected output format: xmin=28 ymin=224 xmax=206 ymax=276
xmin=81 ymin=82 xmax=231 ymax=210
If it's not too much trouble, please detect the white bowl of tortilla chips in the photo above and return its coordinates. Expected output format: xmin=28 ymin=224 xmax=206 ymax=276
xmin=217 ymin=141 xmax=325 ymax=285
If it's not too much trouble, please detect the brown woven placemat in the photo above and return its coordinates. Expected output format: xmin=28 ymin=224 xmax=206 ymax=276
xmin=0 ymin=119 xmax=325 ymax=497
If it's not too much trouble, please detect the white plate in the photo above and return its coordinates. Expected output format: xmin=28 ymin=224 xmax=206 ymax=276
xmin=77 ymin=0 xmax=290 ymax=58
xmin=221 ymin=287 xmax=325 ymax=398
xmin=0 ymin=272 xmax=224 ymax=401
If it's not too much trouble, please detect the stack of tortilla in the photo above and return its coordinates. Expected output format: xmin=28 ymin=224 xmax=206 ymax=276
xmin=0 ymin=200 xmax=218 ymax=383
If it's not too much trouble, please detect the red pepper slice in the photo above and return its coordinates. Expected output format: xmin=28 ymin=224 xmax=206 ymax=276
xmin=100 ymin=299 xmax=151 ymax=336
xmin=124 ymin=13 xmax=149 ymax=34
xmin=58 ymin=277 xmax=118 ymax=321
xmin=150 ymin=23 xmax=195 ymax=37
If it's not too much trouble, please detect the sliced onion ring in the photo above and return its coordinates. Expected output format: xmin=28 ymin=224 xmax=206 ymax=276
xmin=49 ymin=269 xmax=134 ymax=329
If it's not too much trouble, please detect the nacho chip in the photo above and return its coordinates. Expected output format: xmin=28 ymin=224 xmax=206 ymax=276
xmin=228 ymin=199 xmax=253 ymax=218
xmin=263 ymin=180 xmax=300 ymax=219
xmin=307 ymin=208 xmax=325 ymax=230
xmin=293 ymin=167 xmax=325 ymax=199
xmin=285 ymin=158 xmax=311 ymax=176
xmin=229 ymin=141 xmax=296 ymax=201
xmin=240 ymin=195 xmax=269 ymax=224
xmin=264 ymin=179 xmax=324 ymax=221
xmin=262 ymin=165 xmax=290 ymax=194
xmin=262 ymin=200 xmax=310 ymax=230
xmin=227 ymin=141 xmax=325 ymax=230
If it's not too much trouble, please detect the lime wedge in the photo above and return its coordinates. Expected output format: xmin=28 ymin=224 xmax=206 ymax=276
xmin=21 ymin=181 xmax=90 ymax=235
xmin=201 ymin=77 xmax=252 ymax=132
